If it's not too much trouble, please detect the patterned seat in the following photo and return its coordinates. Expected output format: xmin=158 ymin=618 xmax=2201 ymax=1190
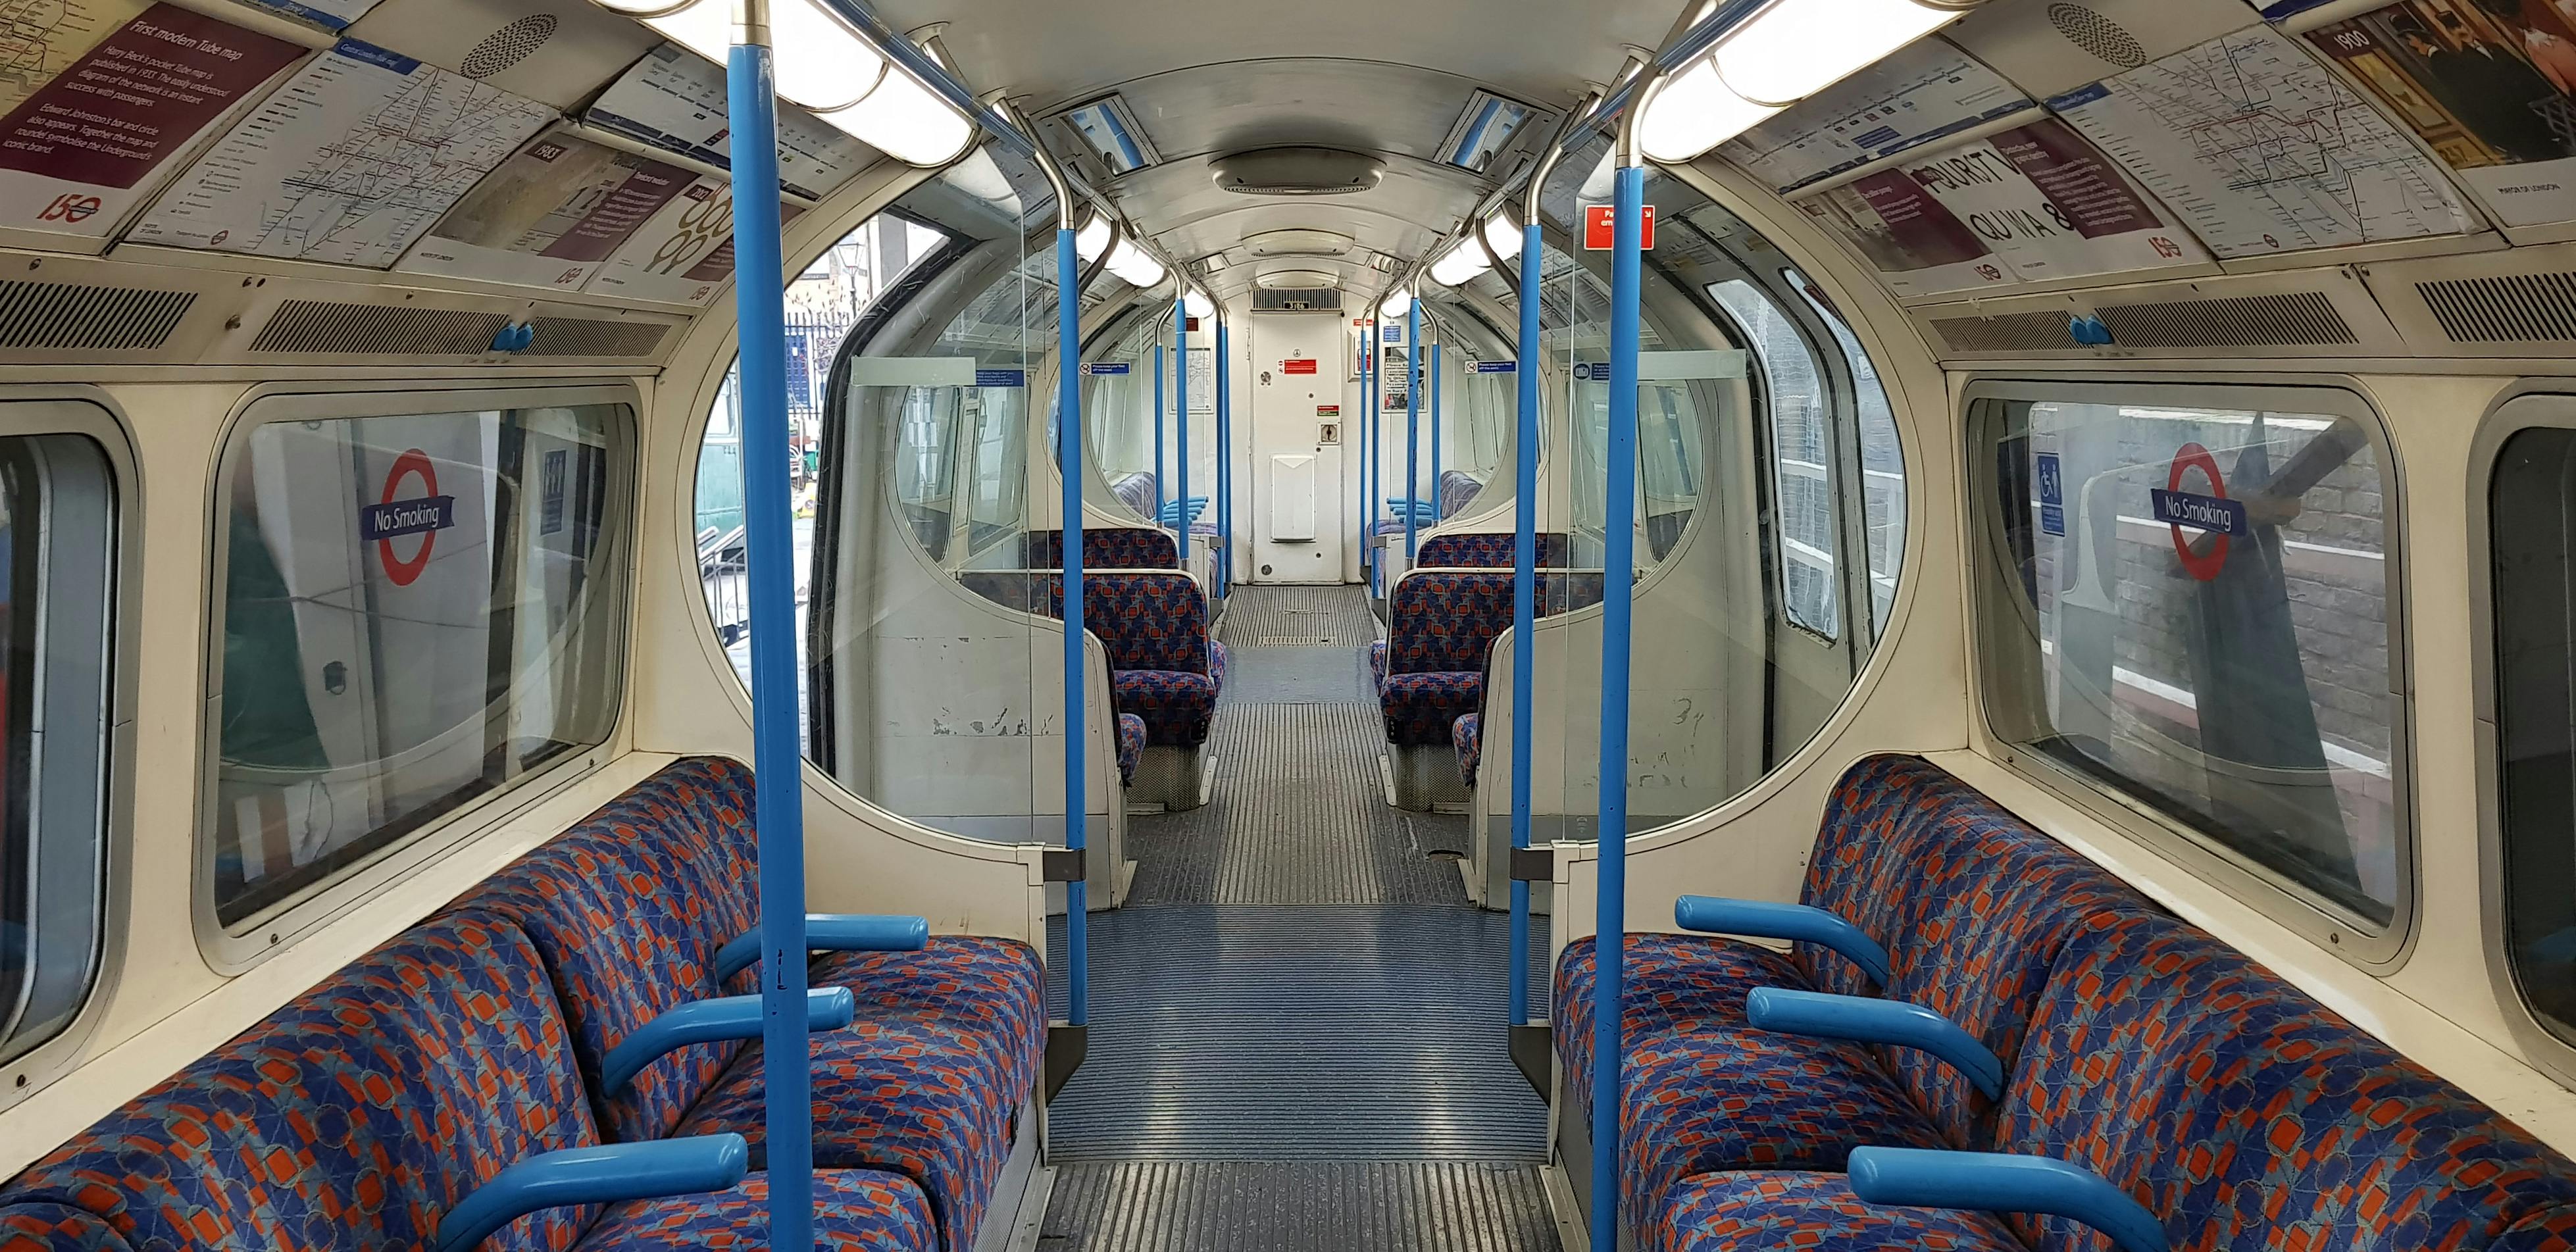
xmin=1071 ymin=573 xmax=1222 ymax=748
xmin=1453 ymin=713 xmax=1480 ymax=785
xmin=1416 ymin=532 xmax=1571 ymax=568
xmin=1437 ymin=470 xmax=1486 ymax=520
xmin=1655 ymin=1171 xmax=2023 ymax=1252
xmin=1557 ymin=755 xmax=2158 ymax=1236
xmin=447 ymin=758 xmax=1040 ymax=1252
xmin=1376 ymin=570 xmax=1515 ymax=746
xmin=1026 ymin=527 xmax=1178 ymax=570
xmin=1117 ymin=712 xmax=1146 ymax=783
xmin=0 ymin=911 xmax=938 ymax=1252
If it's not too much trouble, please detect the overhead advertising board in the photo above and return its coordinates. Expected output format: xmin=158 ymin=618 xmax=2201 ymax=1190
xmin=343 ymin=0 xmax=662 ymax=112
xmin=1723 ymin=38 xmax=2035 ymax=192
xmin=584 ymin=42 xmax=872 ymax=203
xmin=2303 ymin=0 xmax=2576 ymax=228
xmin=395 ymin=132 xmax=698 ymax=289
xmin=2045 ymin=24 xmax=2477 ymax=257
xmin=129 ymin=38 xmax=555 ymax=266
xmin=233 ymin=0 xmax=385 ymax=30
xmin=582 ymin=175 xmax=800 ymax=306
xmin=0 ymin=2 xmax=303 ymax=239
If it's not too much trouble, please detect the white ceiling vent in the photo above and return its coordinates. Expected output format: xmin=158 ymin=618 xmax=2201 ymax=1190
xmin=2094 ymin=291 xmax=2357 ymax=349
xmin=1253 ymin=289 xmax=1344 ymax=313
xmin=1929 ymin=312 xmax=2084 ymax=355
xmin=2413 ymin=272 xmax=2576 ymax=344
xmin=1246 ymin=230 xmax=1354 ymax=257
xmin=1209 ymin=148 xmax=1385 ymax=196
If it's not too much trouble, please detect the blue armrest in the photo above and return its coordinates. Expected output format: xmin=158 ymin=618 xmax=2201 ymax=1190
xmin=601 ymin=987 xmax=853 ymax=1093
xmin=1673 ymin=895 xmax=1892 ymax=988
xmin=1746 ymin=988 xmax=2004 ymax=1099
xmin=713 ymin=913 xmax=930 ymax=984
xmin=436 ymin=1134 xmax=748 ymax=1252
xmin=1847 ymin=1147 xmax=2166 ymax=1252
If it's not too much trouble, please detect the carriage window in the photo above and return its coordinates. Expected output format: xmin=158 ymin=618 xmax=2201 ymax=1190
xmin=1973 ymin=388 xmax=2404 ymax=930
xmin=207 ymin=403 xmax=628 ymax=929
xmin=0 ymin=430 xmax=116 ymax=1072
xmin=1709 ymin=279 xmax=1836 ymax=639
xmin=2492 ymin=424 xmax=2576 ymax=1043
xmin=1787 ymin=270 xmax=1903 ymax=638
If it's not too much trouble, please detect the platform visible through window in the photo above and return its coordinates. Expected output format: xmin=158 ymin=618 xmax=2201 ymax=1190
xmin=208 ymin=401 xmax=627 ymax=929
xmin=2492 ymin=424 xmax=2576 ymax=1041
xmin=0 ymin=427 xmax=116 ymax=1071
xmin=1974 ymin=387 xmax=2404 ymax=929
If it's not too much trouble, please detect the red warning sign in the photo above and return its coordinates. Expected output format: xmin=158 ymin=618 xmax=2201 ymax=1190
xmin=2153 ymin=443 xmax=2250 ymax=582
xmin=1282 ymin=358 xmax=1318 ymax=374
xmin=361 ymin=449 xmax=456 ymax=587
xmin=1582 ymin=203 xmax=1656 ymax=251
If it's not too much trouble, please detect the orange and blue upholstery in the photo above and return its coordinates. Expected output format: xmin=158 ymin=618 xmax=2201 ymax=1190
xmin=1117 ymin=712 xmax=1146 ymax=783
xmin=1415 ymin=531 xmax=1571 ymax=568
xmin=0 ymin=912 xmax=938 ymax=1252
xmin=1453 ymin=713 xmax=1481 ymax=785
xmin=1061 ymin=573 xmax=1224 ymax=748
xmin=447 ymin=757 xmax=1040 ymax=1252
xmin=1375 ymin=570 xmax=1513 ymax=745
xmin=1026 ymin=527 xmax=1177 ymax=570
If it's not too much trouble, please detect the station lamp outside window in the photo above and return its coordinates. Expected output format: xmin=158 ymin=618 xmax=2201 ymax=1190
xmin=589 ymin=0 xmax=974 ymax=166
xmin=1640 ymin=0 xmax=1983 ymax=163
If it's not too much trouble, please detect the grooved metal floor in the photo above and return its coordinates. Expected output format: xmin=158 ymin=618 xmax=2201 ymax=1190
xmin=1220 ymin=586 xmax=1380 ymax=647
xmin=1042 ymin=905 xmax=1548 ymax=1161
xmin=1039 ymin=1163 xmax=1558 ymax=1252
xmin=1127 ymin=701 xmax=1467 ymax=906
xmin=1047 ymin=586 xmax=1556 ymax=1250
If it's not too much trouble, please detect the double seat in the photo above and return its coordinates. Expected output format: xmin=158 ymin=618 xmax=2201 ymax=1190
xmin=1372 ymin=559 xmax=1598 ymax=807
xmin=1024 ymin=526 xmax=1177 ymax=570
xmin=0 ymin=757 xmax=1046 ymax=1252
xmin=1555 ymin=754 xmax=2576 ymax=1251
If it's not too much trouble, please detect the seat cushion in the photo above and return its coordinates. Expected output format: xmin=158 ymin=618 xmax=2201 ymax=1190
xmin=1117 ymin=712 xmax=1146 ymax=784
xmin=1555 ymin=932 xmax=1809 ymax=1093
xmin=1621 ymin=1029 xmax=1954 ymax=1221
xmin=1453 ymin=713 xmax=1481 ymax=786
xmin=1654 ymin=1171 xmax=2024 ymax=1252
xmin=1 ymin=914 xmax=601 ymax=1252
xmin=1367 ymin=640 xmax=1388 ymax=689
xmin=0 ymin=1204 xmax=129 ymax=1252
xmin=811 ymin=936 xmax=1046 ymax=1113
xmin=1208 ymin=639 xmax=1229 ymax=689
xmin=1378 ymin=670 xmax=1481 ymax=745
xmin=581 ymin=1170 xmax=936 ymax=1252
xmin=1113 ymin=669 xmax=1218 ymax=746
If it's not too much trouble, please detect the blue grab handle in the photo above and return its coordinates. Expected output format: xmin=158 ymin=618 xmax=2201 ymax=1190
xmin=1848 ymin=1148 xmax=2167 ymax=1252
xmin=714 ymin=913 xmax=930 ymax=984
xmin=1673 ymin=896 xmax=1892 ymax=988
xmin=435 ymin=1134 xmax=748 ymax=1252
xmin=601 ymin=987 xmax=853 ymax=1093
xmin=1746 ymin=988 xmax=2006 ymax=1099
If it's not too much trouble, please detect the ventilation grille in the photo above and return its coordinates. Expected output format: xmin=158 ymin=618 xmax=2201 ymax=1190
xmin=0 ymin=280 xmax=193 ymax=353
xmin=250 ymin=301 xmax=511 ymax=356
xmin=1253 ymin=289 xmax=1343 ymax=313
xmin=2095 ymin=291 xmax=2356 ymax=348
xmin=520 ymin=318 xmax=670 ymax=358
xmin=2048 ymin=2 xmax=2146 ymax=67
xmin=2416 ymin=271 xmax=2576 ymax=343
xmin=1930 ymin=312 xmax=2082 ymax=355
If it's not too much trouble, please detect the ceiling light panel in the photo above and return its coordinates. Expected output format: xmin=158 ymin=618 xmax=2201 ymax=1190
xmin=1052 ymin=93 xmax=1161 ymax=176
xmin=1245 ymin=229 xmax=1355 ymax=257
xmin=1438 ymin=89 xmax=1542 ymax=172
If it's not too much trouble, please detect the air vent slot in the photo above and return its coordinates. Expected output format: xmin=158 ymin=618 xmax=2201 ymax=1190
xmin=250 ymin=301 xmax=511 ymax=356
xmin=521 ymin=318 xmax=671 ymax=358
xmin=1252 ymin=289 xmax=1343 ymax=313
xmin=1930 ymin=312 xmax=2082 ymax=355
xmin=2095 ymin=291 xmax=2356 ymax=348
xmin=0 ymin=280 xmax=193 ymax=352
xmin=2416 ymin=271 xmax=2576 ymax=343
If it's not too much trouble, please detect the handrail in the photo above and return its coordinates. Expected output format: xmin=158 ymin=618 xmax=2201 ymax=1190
xmin=434 ymin=1136 xmax=750 ymax=1252
xmin=1674 ymin=895 xmax=1892 ymax=987
xmin=600 ymin=988 xmax=855 ymax=1093
xmin=1848 ymin=1148 xmax=2169 ymax=1252
xmin=1745 ymin=988 xmax=2004 ymax=1098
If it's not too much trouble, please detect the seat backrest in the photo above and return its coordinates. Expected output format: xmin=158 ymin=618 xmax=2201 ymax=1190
xmin=1025 ymin=527 xmax=1178 ymax=570
xmin=1999 ymin=912 xmax=2576 ymax=1251
xmin=1415 ymin=532 xmax=1571 ymax=569
xmin=1436 ymin=470 xmax=1484 ymax=520
xmin=1 ymin=913 xmax=600 ymax=1252
xmin=1386 ymin=570 xmax=1515 ymax=675
xmin=1795 ymin=756 xmax=2156 ymax=1142
xmin=445 ymin=757 xmax=759 ymax=1145
xmin=1109 ymin=472 xmax=1158 ymax=520
xmin=1076 ymin=572 xmax=1211 ymax=674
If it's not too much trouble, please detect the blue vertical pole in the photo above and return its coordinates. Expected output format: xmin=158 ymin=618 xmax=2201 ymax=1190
xmin=1216 ymin=316 xmax=1231 ymax=598
xmin=1589 ymin=161 xmax=1646 ymax=1252
xmin=1508 ymin=218 xmax=1540 ymax=1027
xmin=1151 ymin=343 xmax=1165 ymax=514
xmin=1176 ymin=296 xmax=1191 ymax=564
xmin=1056 ymin=226 xmax=1090 ymax=1029
xmin=1404 ymin=297 xmax=1421 ymax=560
xmin=1430 ymin=342 xmax=1442 ymax=516
xmin=724 ymin=22 xmax=813 ymax=1249
xmin=1365 ymin=319 xmax=1378 ymax=589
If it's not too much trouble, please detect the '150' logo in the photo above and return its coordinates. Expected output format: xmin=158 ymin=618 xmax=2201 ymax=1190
xmin=38 ymin=193 xmax=99 ymax=223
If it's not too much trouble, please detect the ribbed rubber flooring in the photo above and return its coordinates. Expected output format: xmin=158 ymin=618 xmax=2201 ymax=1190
xmin=1128 ymin=701 xmax=1467 ymax=906
xmin=1048 ymin=585 xmax=1555 ymax=1250
xmin=1221 ymin=585 xmax=1379 ymax=647
xmin=1040 ymin=1162 xmax=1557 ymax=1252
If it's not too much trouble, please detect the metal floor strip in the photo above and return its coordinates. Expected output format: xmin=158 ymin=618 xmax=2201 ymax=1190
xmin=1220 ymin=585 xmax=1379 ymax=648
xmin=1044 ymin=905 xmax=1548 ymax=1161
xmin=1038 ymin=1161 xmax=1560 ymax=1252
xmin=1126 ymin=699 xmax=1467 ymax=906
